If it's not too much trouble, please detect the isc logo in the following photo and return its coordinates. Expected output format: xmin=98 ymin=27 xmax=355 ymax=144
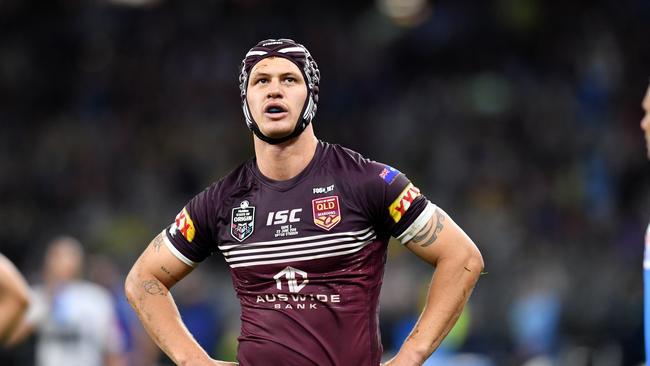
xmin=266 ymin=209 xmax=302 ymax=226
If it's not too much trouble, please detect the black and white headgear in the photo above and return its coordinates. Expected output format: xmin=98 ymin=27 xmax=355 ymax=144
xmin=239 ymin=38 xmax=320 ymax=145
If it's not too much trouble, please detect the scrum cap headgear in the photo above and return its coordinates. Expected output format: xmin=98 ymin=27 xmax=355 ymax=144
xmin=238 ymin=38 xmax=320 ymax=144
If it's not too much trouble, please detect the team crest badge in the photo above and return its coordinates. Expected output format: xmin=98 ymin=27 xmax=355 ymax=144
xmin=312 ymin=196 xmax=341 ymax=231
xmin=231 ymin=200 xmax=255 ymax=242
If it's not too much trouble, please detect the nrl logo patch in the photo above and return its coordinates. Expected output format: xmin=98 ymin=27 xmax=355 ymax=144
xmin=312 ymin=196 xmax=341 ymax=231
xmin=231 ymin=200 xmax=255 ymax=242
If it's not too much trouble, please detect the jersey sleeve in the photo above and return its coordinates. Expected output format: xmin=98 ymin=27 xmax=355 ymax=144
xmin=163 ymin=184 xmax=219 ymax=267
xmin=361 ymin=162 xmax=436 ymax=244
xmin=23 ymin=286 xmax=49 ymax=327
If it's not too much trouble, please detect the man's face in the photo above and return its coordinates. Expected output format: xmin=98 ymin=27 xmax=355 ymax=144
xmin=246 ymin=57 xmax=308 ymax=139
xmin=45 ymin=239 xmax=83 ymax=283
xmin=642 ymin=85 xmax=650 ymax=159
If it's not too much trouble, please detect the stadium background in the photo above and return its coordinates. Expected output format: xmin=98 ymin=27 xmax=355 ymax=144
xmin=1 ymin=0 xmax=650 ymax=365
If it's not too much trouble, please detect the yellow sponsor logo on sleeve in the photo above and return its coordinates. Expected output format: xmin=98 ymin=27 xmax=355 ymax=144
xmin=388 ymin=183 xmax=421 ymax=223
xmin=174 ymin=207 xmax=196 ymax=243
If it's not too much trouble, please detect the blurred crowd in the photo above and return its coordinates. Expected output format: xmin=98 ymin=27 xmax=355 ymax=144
xmin=1 ymin=0 xmax=649 ymax=365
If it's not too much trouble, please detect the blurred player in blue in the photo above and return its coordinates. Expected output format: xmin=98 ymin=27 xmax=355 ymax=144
xmin=642 ymin=83 xmax=650 ymax=362
xmin=11 ymin=237 xmax=126 ymax=366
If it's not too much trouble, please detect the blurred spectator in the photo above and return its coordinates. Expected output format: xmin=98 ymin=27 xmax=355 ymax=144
xmin=88 ymin=254 xmax=160 ymax=366
xmin=176 ymin=269 xmax=222 ymax=359
xmin=11 ymin=237 xmax=126 ymax=366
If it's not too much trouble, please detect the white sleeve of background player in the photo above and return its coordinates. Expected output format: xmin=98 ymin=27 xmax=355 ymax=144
xmin=396 ymin=201 xmax=436 ymax=244
xmin=162 ymin=230 xmax=198 ymax=267
xmin=23 ymin=287 xmax=49 ymax=327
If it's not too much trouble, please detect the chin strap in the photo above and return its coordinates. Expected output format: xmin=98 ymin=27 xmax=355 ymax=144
xmin=250 ymin=118 xmax=309 ymax=145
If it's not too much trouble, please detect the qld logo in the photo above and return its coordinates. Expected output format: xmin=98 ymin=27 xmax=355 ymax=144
xmin=273 ymin=266 xmax=309 ymax=293
xmin=231 ymin=200 xmax=255 ymax=242
xmin=312 ymin=196 xmax=341 ymax=231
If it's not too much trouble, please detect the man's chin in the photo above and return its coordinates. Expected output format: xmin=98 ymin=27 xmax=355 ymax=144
xmin=258 ymin=121 xmax=297 ymax=138
xmin=257 ymin=127 xmax=295 ymax=141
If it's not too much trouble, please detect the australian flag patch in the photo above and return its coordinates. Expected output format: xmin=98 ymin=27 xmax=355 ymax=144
xmin=379 ymin=165 xmax=400 ymax=185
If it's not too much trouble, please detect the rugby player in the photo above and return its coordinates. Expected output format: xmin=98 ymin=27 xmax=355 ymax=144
xmin=125 ymin=38 xmax=484 ymax=366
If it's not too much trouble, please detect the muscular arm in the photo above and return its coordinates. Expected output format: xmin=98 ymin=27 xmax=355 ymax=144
xmin=125 ymin=234 xmax=231 ymax=366
xmin=386 ymin=207 xmax=484 ymax=365
xmin=0 ymin=254 xmax=30 ymax=346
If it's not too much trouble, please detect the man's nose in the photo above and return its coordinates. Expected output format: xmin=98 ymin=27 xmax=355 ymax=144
xmin=267 ymin=79 xmax=283 ymax=98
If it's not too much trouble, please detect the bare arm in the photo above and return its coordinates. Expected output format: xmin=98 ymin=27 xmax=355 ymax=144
xmin=125 ymin=233 xmax=236 ymax=366
xmin=385 ymin=207 xmax=484 ymax=365
xmin=105 ymin=353 xmax=128 ymax=366
xmin=0 ymin=254 xmax=30 ymax=346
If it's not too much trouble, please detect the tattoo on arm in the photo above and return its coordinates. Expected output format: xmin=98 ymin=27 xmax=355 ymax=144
xmin=412 ymin=219 xmax=433 ymax=243
xmin=413 ymin=208 xmax=446 ymax=248
xmin=152 ymin=235 xmax=163 ymax=253
xmin=160 ymin=266 xmax=179 ymax=282
xmin=142 ymin=280 xmax=166 ymax=296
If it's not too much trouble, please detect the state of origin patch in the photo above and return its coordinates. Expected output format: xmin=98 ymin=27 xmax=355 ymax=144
xmin=312 ymin=196 xmax=341 ymax=231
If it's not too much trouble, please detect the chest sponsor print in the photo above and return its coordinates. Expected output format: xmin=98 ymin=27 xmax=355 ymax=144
xmin=312 ymin=196 xmax=341 ymax=231
xmin=312 ymin=184 xmax=335 ymax=194
xmin=231 ymin=200 xmax=256 ymax=242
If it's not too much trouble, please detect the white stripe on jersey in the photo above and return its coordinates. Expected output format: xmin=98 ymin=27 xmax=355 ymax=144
xmin=225 ymin=236 xmax=376 ymax=263
xmin=162 ymin=230 xmax=197 ymax=267
xmin=223 ymin=229 xmax=376 ymax=256
xmin=229 ymin=242 xmax=374 ymax=268
xmin=221 ymin=227 xmax=377 ymax=268
xmin=218 ymin=227 xmax=374 ymax=251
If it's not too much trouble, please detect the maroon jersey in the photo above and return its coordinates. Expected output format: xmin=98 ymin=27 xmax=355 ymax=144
xmin=164 ymin=141 xmax=435 ymax=366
